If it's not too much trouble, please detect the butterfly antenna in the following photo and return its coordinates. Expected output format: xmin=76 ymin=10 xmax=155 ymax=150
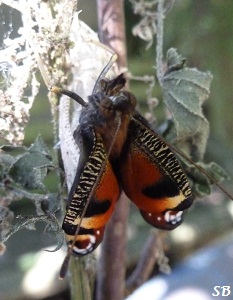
xmin=52 ymin=54 xmax=118 ymax=105
xmin=51 ymin=86 xmax=87 ymax=107
xmin=92 ymin=54 xmax=118 ymax=94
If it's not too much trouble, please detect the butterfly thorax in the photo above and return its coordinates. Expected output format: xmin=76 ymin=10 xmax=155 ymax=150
xmin=80 ymin=90 xmax=137 ymax=159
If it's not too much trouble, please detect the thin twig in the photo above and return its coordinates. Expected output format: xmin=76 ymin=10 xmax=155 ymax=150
xmin=97 ymin=0 xmax=128 ymax=71
xmin=97 ymin=193 xmax=130 ymax=300
xmin=96 ymin=1 xmax=129 ymax=300
xmin=156 ymin=0 xmax=165 ymax=84
xmin=125 ymin=230 xmax=169 ymax=297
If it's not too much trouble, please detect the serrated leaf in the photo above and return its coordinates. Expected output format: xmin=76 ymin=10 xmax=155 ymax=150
xmin=206 ymin=162 xmax=229 ymax=182
xmin=0 ymin=153 xmax=17 ymax=168
xmin=9 ymin=152 xmax=52 ymax=190
xmin=0 ymin=153 xmax=17 ymax=181
xmin=40 ymin=193 xmax=61 ymax=214
xmin=182 ymin=159 xmax=229 ymax=198
xmin=162 ymin=48 xmax=213 ymax=160
xmin=29 ymin=135 xmax=51 ymax=159
xmin=193 ymin=181 xmax=211 ymax=198
xmin=0 ymin=145 xmax=26 ymax=152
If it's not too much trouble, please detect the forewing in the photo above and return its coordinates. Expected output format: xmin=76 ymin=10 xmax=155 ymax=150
xmin=62 ymin=130 xmax=120 ymax=255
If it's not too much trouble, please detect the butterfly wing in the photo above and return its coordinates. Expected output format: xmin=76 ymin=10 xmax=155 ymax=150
xmin=120 ymin=117 xmax=193 ymax=230
xmin=62 ymin=128 xmax=120 ymax=255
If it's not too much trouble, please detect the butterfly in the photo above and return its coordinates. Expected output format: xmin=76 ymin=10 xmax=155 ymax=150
xmin=55 ymin=72 xmax=193 ymax=258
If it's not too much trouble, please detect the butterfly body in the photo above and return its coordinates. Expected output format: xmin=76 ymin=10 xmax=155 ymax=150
xmin=61 ymin=74 xmax=193 ymax=256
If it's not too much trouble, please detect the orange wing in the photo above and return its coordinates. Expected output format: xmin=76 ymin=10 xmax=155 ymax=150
xmin=62 ymin=130 xmax=120 ymax=255
xmin=120 ymin=118 xmax=193 ymax=230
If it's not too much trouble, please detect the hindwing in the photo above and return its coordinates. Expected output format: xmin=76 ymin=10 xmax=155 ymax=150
xmin=120 ymin=117 xmax=193 ymax=230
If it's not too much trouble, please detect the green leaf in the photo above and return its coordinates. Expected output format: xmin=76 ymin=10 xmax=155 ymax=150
xmin=1 ymin=136 xmax=53 ymax=190
xmin=182 ymin=160 xmax=229 ymax=198
xmin=162 ymin=48 xmax=213 ymax=160
xmin=193 ymin=181 xmax=211 ymax=198
xmin=29 ymin=135 xmax=51 ymax=159
xmin=40 ymin=193 xmax=62 ymax=214
xmin=0 ymin=153 xmax=17 ymax=169
xmin=206 ymin=161 xmax=230 ymax=182
xmin=1 ymin=213 xmax=63 ymax=250
xmin=8 ymin=152 xmax=52 ymax=190
xmin=0 ymin=145 xmax=26 ymax=152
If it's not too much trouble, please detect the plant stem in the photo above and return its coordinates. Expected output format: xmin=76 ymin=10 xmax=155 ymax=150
xmin=69 ymin=256 xmax=93 ymax=300
xmin=125 ymin=231 xmax=168 ymax=296
xmin=97 ymin=0 xmax=127 ymax=71
xmin=96 ymin=1 xmax=129 ymax=299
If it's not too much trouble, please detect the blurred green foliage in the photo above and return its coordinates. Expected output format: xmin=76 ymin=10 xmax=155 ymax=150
xmin=78 ymin=0 xmax=233 ymax=178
